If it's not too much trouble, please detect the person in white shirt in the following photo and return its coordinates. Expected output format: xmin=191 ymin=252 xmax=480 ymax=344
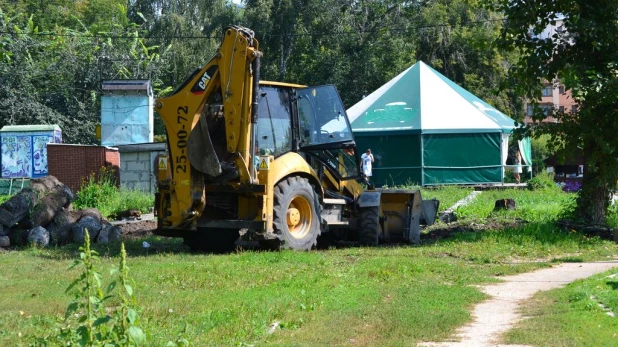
xmin=360 ymin=148 xmax=374 ymax=183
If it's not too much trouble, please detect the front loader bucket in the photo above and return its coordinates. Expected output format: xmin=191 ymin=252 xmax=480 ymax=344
xmin=358 ymin=189 xmax=424 ymax=244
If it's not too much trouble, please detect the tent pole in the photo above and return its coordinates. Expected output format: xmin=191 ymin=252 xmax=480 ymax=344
xmin=501 ymin=135 xmax=505 ymax=186
xmin=420 ymin=134 xmax=424 ymax=186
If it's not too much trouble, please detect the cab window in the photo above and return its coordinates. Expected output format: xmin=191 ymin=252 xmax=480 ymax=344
xmin=256 ymin=87 xmax=293 ymax=157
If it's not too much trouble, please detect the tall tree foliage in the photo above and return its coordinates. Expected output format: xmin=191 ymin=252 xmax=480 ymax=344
xmin=492 ymin=0 xmax=618 ymax=223
xmin=1 ymin=0 xmax=519 ymax=146
xmin=417 ymin=0 xmax=522 ymax=117
xmin=0 ymin=2 xmax=166 ymax=143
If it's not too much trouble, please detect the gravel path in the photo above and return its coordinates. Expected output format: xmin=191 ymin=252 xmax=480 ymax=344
xmin=419 ymin=261 xmax=618 ymax=347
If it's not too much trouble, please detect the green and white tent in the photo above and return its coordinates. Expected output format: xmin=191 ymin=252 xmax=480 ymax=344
xmin=349 ymin=61 xmax=518 ymax=186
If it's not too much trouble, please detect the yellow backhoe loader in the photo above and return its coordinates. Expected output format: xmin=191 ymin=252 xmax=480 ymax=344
xmin=153 ymin=26 xmax=438 ymax=251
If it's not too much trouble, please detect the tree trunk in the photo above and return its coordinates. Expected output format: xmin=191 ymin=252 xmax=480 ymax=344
xmin=575 ymin=140 xmax=610 ymax=224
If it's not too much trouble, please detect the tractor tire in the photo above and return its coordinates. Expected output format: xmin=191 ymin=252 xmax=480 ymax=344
xmin=358 ymin=206 xmax=380 ymax=246
xmin=273 ymin=176 xmax=321 ymax=250
xmin=183 ymin=229 xmax=239 ymax=253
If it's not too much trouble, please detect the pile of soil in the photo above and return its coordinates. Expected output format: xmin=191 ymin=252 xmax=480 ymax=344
xmin=117 ymin=220 xmax=157 ymax=240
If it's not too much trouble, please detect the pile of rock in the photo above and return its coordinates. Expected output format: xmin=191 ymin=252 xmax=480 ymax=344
xmin=0 ymin=176 xmax=120 ymax=248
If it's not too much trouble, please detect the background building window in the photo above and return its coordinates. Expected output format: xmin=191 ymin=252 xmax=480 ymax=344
xmin=559 ymin=86 xmax=565 ymax=94
xmin=572 ymin=105 xmax=578 ymax=113
xmin=559 ymin=106 xmax=564 ymax=113
xmin=540 ymin=105 xmax=553 ymax=117
xmin=542 ymin=85 xmax=553 ymax=97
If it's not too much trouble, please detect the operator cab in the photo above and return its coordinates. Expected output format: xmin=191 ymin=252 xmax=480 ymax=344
xmin=256 ymin=84 xmax=359 ymax=180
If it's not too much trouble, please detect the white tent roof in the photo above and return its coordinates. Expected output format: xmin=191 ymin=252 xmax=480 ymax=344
xmin=348 ymin=61 xmax=516 ymax=134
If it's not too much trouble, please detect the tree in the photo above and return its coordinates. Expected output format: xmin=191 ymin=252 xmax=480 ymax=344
xmin=416 ymin=0 xmax=522 ymax=118
xmin=0 ymin=2 xmax=168 ymax=143
xmin=492 ymin=0 xmax=618 ymax=223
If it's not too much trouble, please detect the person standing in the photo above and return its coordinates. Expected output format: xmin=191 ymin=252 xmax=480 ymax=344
xmin=361 ymin=149 xmax=374 ymax=183
xmin=514 ymin=151 xmax=522 ymax=184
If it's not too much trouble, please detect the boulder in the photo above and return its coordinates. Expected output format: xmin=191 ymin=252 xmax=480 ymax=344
xmin=31 ymin=184 xmax=75 ymax=227
xmin=51 ymin=208 xmax=81 ymax=244
xmin=48 ymin=221 xmax=71 ymax=245
xmin=0 ymin=188 xmax=38 ymax=227
xmin=29 ymin=175 xmax=61 ymax=195
xmin=97 ymin=222 xmax=121 ymax=244
xmin=28 ymin=226 xmax=49 ymax=247
xmin=71 ymin=216 xmax=102 ymax=244
xmin=9 ymin=228 xmax=28 ymax=246
xmin=81 ymin=208 xmax=103 ymax=222
xmin=0 ymin=235 xmax=9 ymax=247
xmin=0 ymin=176 xmax=73 ymax=229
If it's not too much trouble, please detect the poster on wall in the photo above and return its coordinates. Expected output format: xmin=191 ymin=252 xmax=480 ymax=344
xmin=33 ymin=135 xmax=52 ymax=176
xmin=1 ymin=135 xmax=32 ymax=178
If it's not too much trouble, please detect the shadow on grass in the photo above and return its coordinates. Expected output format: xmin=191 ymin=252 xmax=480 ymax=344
xmin=29 ymin=235 xmax=189 ymax=260
xmin=27 ymin=217 xmax=615 ymax=261
xmin=606 ymin=281 xmax=618 ymax=290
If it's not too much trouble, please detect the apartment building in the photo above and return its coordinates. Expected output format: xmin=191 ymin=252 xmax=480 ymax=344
xmin=524 ymin=82 xmax=577 ymax=124
xmin=524 ymin=18 xmax=578 ymax=124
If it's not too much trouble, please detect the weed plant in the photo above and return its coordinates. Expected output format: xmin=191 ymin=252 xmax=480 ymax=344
xmin=74 ymin=168 xmax=153 ymax=218
xmin=35 ymin=231 xmax=149 ymax=346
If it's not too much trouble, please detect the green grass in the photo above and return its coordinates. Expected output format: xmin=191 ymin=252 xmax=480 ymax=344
xmin=2 ymin=186 xmax=618 ymax=346
xmin=505 ymin=269 xmax=618 ymax=346
xmin=452 ymin=186 xmax=573 ymax=222
xmin=0 ymin=241 xmax=594 ymax=346
xmin=0 ymin=194 xmax=12 ymax=204
xmin=421 ymin=186 xmax=474 ymax=212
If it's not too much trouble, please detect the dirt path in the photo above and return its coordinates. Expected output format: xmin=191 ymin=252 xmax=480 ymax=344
xmin=419 ymin=261 xmax=618 ymax=347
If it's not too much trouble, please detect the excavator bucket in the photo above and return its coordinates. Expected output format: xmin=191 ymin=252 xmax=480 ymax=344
xmin=188 ymin=114 xmax=222 ymax=177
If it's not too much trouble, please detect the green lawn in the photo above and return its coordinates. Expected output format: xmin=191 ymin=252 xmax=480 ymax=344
xmin=505 ymin=269 xmax=618 ymax=347
xmin=1 ymin=187 xmax=618 ymax=346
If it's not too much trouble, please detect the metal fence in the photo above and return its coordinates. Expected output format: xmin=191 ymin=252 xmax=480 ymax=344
xmin=0 ymin=178 xmax=30 ymax=195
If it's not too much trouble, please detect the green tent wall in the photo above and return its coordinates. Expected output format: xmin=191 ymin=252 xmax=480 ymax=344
xmin=349 ymin=61 xmax=516 ymax=186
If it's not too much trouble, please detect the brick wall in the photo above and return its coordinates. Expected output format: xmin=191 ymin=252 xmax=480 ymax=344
xmin=47 ymin=144 xmax=120 ymax=193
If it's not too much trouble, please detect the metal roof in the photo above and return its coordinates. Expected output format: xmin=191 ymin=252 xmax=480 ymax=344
xmin=0 ymin=124 xmax=61 ymax=132
xmin=101 ymin=80 xmax=151 ymax=91
xmin=115 ymin=142 xmax=166 ymax=152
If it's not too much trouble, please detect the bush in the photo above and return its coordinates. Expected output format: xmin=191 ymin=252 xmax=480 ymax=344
xmin=74 ymin=168 xmax=153 ymax=218
xmin=528 ymin=171 xmax=560 ymax=191
xmin=74 ymin=170 xmax=118 ymax=212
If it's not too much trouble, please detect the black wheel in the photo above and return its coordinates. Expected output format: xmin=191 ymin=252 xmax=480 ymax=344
xmin=183 ymin=229 xmax=239 ymax=253
xmin=273 ymin=176 xmax=321 ymax=250
xmin=358 ymin=206 xmax=380 ymax=246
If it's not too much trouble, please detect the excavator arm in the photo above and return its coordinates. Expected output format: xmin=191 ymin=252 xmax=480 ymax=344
xmin=155 ymin=26 xmax=261 ymax=228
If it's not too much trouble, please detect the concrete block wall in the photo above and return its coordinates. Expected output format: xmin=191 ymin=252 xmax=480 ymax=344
xmin=117 ymin=143 xmax=165 ymax=193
